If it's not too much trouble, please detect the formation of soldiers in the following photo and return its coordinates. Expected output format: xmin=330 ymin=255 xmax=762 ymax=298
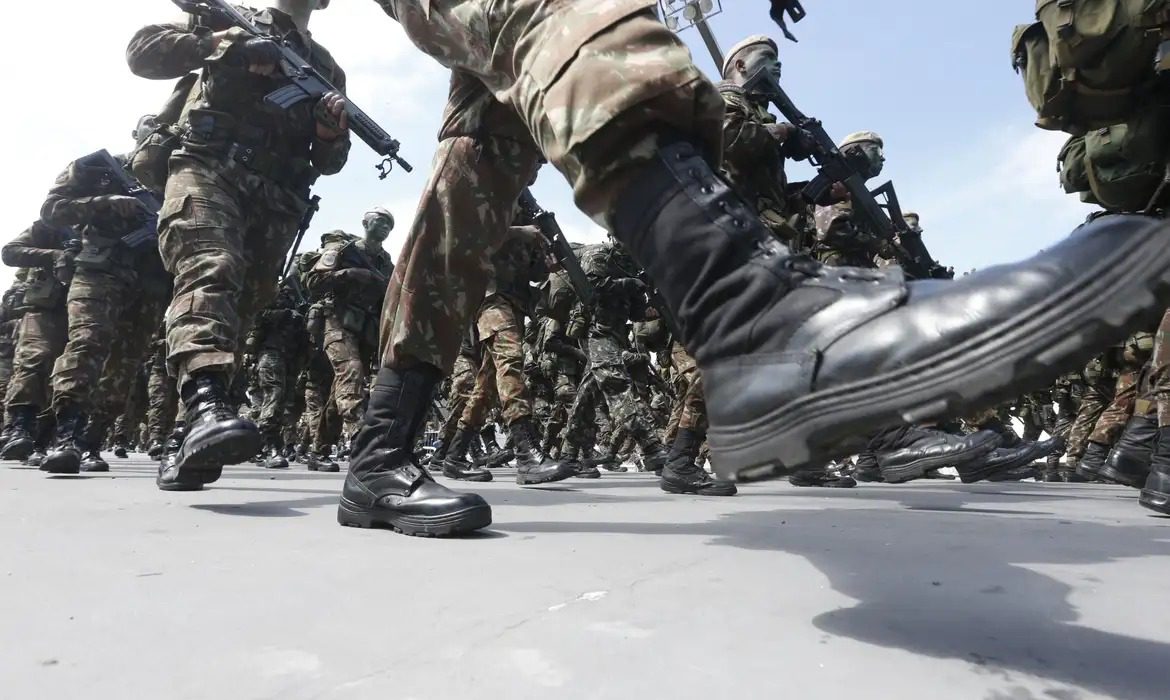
xmin=3 ymin=1 xmax=1170 ymax=539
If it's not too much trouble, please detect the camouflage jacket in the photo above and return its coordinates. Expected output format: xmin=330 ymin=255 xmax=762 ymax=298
xmin=126 ymin=6 xmax=350 ymax=182
xmin=719 ymin=82 xmax=791 ymax=227
xmin=2 ymin=220 xmax=76 ymax=311
xmin=484 ymin=224 xmax=548 ymax=316
xmin=576 ymin=242 xmax=647 ymax=342
xmin=247 ymin=305 xmax=308 ymax=357
xmin=305 ymin=232 xmax=394 ymax=314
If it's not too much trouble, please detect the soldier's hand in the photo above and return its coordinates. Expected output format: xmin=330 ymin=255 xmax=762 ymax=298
xmin=241 ymin=37 xmax=281 ymax=75
xmin=766 ymin=122 xmax=795 ymax=142
xmin=336 ymin=268 xmax=382 ymax=286
xmin=315 ymin=92 xmax=349 ymax=141
xmin=97 ymin=195 xmax=149 ymax=219
xmin=828 ymin=182 xmax=849 ymax=203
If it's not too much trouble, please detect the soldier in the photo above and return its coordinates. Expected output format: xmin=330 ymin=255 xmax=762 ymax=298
xmin=814 ymin=131 xmax=892 ymax=268
xmin=0 ymin=220 xmax=76 ymax=461
xmin=34 ymin=150 xmax=172 ymax=474
xmin=304 ymin=211 xmax=394 ymax=444
xmin=245 ymin=284 xmax=309 ymax=469
xmin=347 ymin=0 xmax=1170 ymax=536
xmin=143 ymin=330 xmax=178 ymax=459
xmin=442 ymin=219 xmax=573 ymax=484
xmin=127 ymin=0 xmax=351 ymax=491
xmin=0 ymin=281 xmax=26 ymax=438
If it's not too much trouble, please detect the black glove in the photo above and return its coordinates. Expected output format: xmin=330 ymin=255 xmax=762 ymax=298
xmin=781 ymin=126 xmax=817 ymax=161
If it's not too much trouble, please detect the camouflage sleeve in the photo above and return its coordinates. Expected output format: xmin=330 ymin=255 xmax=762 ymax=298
xmin=1 ymin=222 xmax=63 ymax=270
xmin=721 ymin=95 xmax=778 ymax=169
xmin=38 ymin=162 xmax=117 ymax=229
xmin=126 ymin=21 xmax=216 ymax=80
xmin=310 ymin=64 xmax=352 ymax=176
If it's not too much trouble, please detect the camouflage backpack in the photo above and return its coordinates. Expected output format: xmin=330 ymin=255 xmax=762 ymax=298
xmin=1012 ymin=0 xmax=1170 ymax=133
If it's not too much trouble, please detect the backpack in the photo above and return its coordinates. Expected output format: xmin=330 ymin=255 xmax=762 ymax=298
xmin=1012 ymin=0 xmax=1170 ymax=133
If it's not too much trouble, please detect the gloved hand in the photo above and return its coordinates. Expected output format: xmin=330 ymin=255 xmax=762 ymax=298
xmin=95 ymin=195 xmax=148 ymax=219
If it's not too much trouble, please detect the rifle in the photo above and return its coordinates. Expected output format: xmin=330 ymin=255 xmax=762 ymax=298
xmin=868 ymin=181 xmax=953 ymax=280
xmin=516 ymin=188 xmax=594 ymax=306
xmin=283 ymin=194 xmax=321 ymax=280
xmin=173 ymin=0 xmax=412 ymax=178
xmin=340 ymin=238 xmax=392 ymax=287
xmin=75 ymin=149 xmax=161 ymax=249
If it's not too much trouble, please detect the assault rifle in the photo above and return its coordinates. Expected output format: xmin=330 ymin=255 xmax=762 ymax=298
xmin=516 ymin=189 xmax=594 ymax=306
xmin=75 ymin=149 xmax=161 ymax=249
xmin=282 ymin=194 xmax=320 ymax=280
xmin=869 ymin=182 xmax=953 ymax=280
xmin=173 ymin=0 xmax=412 ymax=178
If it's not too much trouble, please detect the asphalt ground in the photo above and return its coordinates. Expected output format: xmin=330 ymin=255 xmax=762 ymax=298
xmin=1 ymin=455 xmax=1168 ymax=699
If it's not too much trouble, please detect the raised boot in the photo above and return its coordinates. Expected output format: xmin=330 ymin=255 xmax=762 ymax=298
xmin=660 ymin=427 xmax=736 ymax=496
xmin=41 ymin=406 xmax=87 ymax=475
xmin=1100 ymin=415 xmax=1156 ymax=488
xmin=1140 ymin=426 xmax=1170 ymax=515
xmin=511 ymin=417 xmax=575 ymax=485
xmin=611 ymin=141 xmax=1170 ymax=483
xmin=0 ymin=406 xmax=37 ymax=462
xmin=442 ymin=427 xmax=493 ymax=482
xmin=1075 ymin=441 xmax=1111 ymax=481
xmin=170 ymin=373 xmax=260 ymax=486
xmin=872 ymin=428 xmax=1001 ymax=484
xmin=338 ymin=366 xmax=491 ymax=536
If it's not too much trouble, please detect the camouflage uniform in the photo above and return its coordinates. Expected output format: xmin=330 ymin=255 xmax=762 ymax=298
xmin=40 ymin=155 xmax=172 ymax=422
xmin=537 ymin=268 xmax=589 ymax=453
xmin=1145 ymin=307 xmax=1170 ymax=427
xmin=1066 ymin=352 xmax=1123 ymax=461
xmin=665 ymin=342 xmax=706 ymax=444
xmin=439 ymin=343 xmax=480 ymax=446
xmin=372 ymin=1 xmax=723 ymax=377
xmin=244 ymin=292 xmax=308 ymax=440
xmin=145 ymin=335 xmax=178 ymax=448
xmin=1 ymin=223 xmax=74 ymax=413
xmin=304 ymin=232 xmax=392 ymax=438
xmin=457 ymin=224 xmax=549 ymax=431
xmin=0 ymin=286 xmax=25 ymax=423
xmin=1086 ymin=329 xmax=1154 ymax=446
xmin=127 ymin=8 xmax=350 ymax=387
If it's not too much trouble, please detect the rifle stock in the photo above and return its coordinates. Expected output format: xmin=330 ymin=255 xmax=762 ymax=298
xmin=517 ymin=189 xmax=595 ymax=306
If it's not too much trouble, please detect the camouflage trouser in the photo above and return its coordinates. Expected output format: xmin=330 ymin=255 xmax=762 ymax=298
xmin=255 ymin=350 xmax=291 ymax=438
xmin=379 ymin=4 xmax=722 ymax=374
xmin=545 ymin=367 xmax=582 ymax=451
xmin=1066 ymin=376 xmax=1118 ymax=461
xmin=159 ymin=153 xmax=306 ymax=387
xmin=111 ymin=365 xmax=149 ymax=447
xmin=322 ymin=313 xmax=370 ymax=437
xmin=303 ymin=351 xmax=340 ymax=453
xmin=565 ymin=336 xmax=663 ymax=454
xmin=664 ymin=343 xmax=705 ymax=444
xmin=1145 ymin=307 xmax=1170 ymax=427
xmin=441 ymin=353 xmax=478 ymax=442
xmin=1087 ymin=368 xmax=1141 ymax=447
xmin=146 ymin=354 xmax=178 ymax=444
xmin=5 ymin=308 xmax=67 ymax=411
xmin=460 ymin=301 xmax=530 ymax=428
xmin=0 ymin=353 xmax=12 ymax=423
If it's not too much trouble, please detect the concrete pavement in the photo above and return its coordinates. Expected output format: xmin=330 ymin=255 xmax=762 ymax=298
xmin=1 ymin=455 xmax=1168 ymax=699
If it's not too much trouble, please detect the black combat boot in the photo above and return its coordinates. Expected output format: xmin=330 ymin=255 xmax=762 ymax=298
xmin=262 ymin=436 xmax=289 ymax=470
xmin=422 ymin=436 xmax=448 ymax=468
xmin=564 ymin=444 xmax=600 ymax=479
xmin=788 ymin=462 xmax=857 ymax=488
xmin=147 ymin=436 xmax=165 ymax=461
xmin=168 ymin=373 xmax=260 ymax=487
xmin=338 ymin=366 xmax=491 ymax=536
xmin=1139 ymin=426 xmax=1170 ymax=515
xmin=611 ymin=141 xmax=1170 ymax=483
xmin=42 ymin=406 xmax=88 ymax=475
xmin=584 ymin=444 xmax=626 ymax=472
xmin=510 ymin=417 xmax=575 ymax=485
xmin=660 ymin=427 xmax=736 ymax=496
xmin=307 ymin=451 xmax=340 ymax=473
xmin=158 ymin=422 xmax=206 ymax=491
xmin=871 ymin=427 xmax=1001 ymax=484
xmin=852 ymin=452 xmax=884 ymax=482
xmin=0 ymin=405 xmax=37 ymax=461
xmin=442 ymin=427 xmax=493 ymax=482
xmin=1075 ymin=441 xmax=1111 ymax=481
xmin=963 ymin=437 xmax=1061 ymax=484
xmin=113 ymin=441 xmax=129 ymax=459
xmin=81 ymin=449 xmax=110 ymax=473
xmin=1100 ymin=415 xmax=1156 ymax=488
xmin=478 ymin=426 xmax=515 ymax=468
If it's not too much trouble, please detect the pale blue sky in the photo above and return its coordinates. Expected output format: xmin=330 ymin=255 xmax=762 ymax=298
xmin=3 ymin=1 xmax=1092 ymax=291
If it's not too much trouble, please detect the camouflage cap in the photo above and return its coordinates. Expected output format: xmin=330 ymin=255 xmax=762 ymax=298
xmin=839 ymin=131 xmax=884 ymax=149
xmin=721 ymin=35 xmax=779 ymax=78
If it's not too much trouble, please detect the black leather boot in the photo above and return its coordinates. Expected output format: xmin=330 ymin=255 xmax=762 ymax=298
xmin=1075 ymin=441 xmax=1111 ymax=481
xmin=422 ymin=436 xmax=447 ymax=468
xmin=584 ymin=444 xmax=626 ymax=472
xmin=965 ymin=437 xmax=1060 ymax=483
xmin=41 ymin=406 xmax=88 ymax=475
xmin=564 ymin=444 xmax=600 ymax=479
xmin=789 ymin=463 xmax=858 ymax=488
xmin=442 ymin=427 xmax=493 ymax=482
xmin=147 ymin=439 xmax=165 ymax=461
xmin=262 ymin=436 xmax=289 ymax=470
xmin=158 ymin=422 xmax=205 ymax=491
xmin=169 ymin=373 xmax=260 ymax=486
xmin=1140 ymin=426 xmax=1170 ymax=515
xmin=852 ymin=452 xmax=884 ymax=482
xmin=1100 ymin=415 xmax=1156 ymax=488
xmin=611 ymin=141 xmax=1170 ymax=483
xmin=511 ymin=417 xmax=575 ymax=485
xmin=307 ymin=451 xmax=339 ymax=473
xmin=81 ymin=449 xmax=110 ymax=473
xmin=338 ymin=367 xmax=491 ymax=536
xmin=872 ymin=428 xmax=1001 ymax=484
xmin=1 ymin=405 xmax=37 ymax=461
xmin=660 ymin=428 xmax=736 ymax=496
xmin=113 ymin=441 xmax=129 ymax=459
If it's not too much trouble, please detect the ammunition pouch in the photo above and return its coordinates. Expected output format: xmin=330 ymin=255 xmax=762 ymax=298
xmin=22 ymin=271 xmax=65 ymax=310
xmin=184 ymin=109 xmax=319 ymax=194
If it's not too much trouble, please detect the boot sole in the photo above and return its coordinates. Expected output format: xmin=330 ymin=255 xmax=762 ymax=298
xmin=173 ymin=428 xmax=260 ymax=485
xmin=1 ymin=440 xmax=35 ymax=462
xmin=710 ymin=223 xmax=1170 ymax=482
xmin=336 ymin=497 xmax=492 ymax=537
xmin=516 ymin=464 xmax=577 ymax=486
xmin=1139 ymin=488 xmax=1170 ymax=515
xmin=879 ymin=433 xmax=1000 ymax=484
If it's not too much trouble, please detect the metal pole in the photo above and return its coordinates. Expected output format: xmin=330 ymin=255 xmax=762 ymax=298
xmin=694 ymin=16 xmax=725 ymax=71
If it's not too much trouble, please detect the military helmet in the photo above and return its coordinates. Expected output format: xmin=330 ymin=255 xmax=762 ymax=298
xmin=362 ymin=207 xmax=395 ymax=231
xmin=839 ymin=131 xmax=884 ymax=150
xmin=722 ymin=34 xmax=779 ymax=78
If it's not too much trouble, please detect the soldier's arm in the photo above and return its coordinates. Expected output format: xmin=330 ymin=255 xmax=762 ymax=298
xmin=39 ymin=162 xmax=124 ymax=228
xmin=310 ymin=64 xmax=352 ymax=176
xmin=722 ymin=97 xmax=779 ymax=167
xmin=2 ymin=222 xmax=64 ymax=270
xmin=127 ymin=20 xmax=219 ymax=80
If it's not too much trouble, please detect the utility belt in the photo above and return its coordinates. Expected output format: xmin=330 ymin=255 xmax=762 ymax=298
xmin=184 ymin=109 xmax=319 ymax=193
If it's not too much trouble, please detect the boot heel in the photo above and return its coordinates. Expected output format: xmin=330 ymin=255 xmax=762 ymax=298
xmin=337 ymin=499 xmax=374 ymax=528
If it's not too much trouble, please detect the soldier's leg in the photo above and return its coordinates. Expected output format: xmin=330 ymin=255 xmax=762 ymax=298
xmin=441 ymin=342 xmax=497 ymax=481
xmin=322 ymin=318 xmax=367 ymax=441
xmin=146 ymin=352 xmax=178 ymax=457
xmin=1066 ymin=379 xmax=1114 ymax=470
xmin=255 ymin=350 xmax=290 ymax=469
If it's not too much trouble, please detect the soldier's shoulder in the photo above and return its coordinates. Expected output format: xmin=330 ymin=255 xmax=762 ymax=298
xmin=717 ymin=80 xmax=748 ymax=107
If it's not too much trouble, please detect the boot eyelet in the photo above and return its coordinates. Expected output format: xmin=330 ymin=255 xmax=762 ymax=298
xmin=700 ymin=185 xmax=714 ymax=195
xmin=732 ymin=219 xmax=745 ymax=228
